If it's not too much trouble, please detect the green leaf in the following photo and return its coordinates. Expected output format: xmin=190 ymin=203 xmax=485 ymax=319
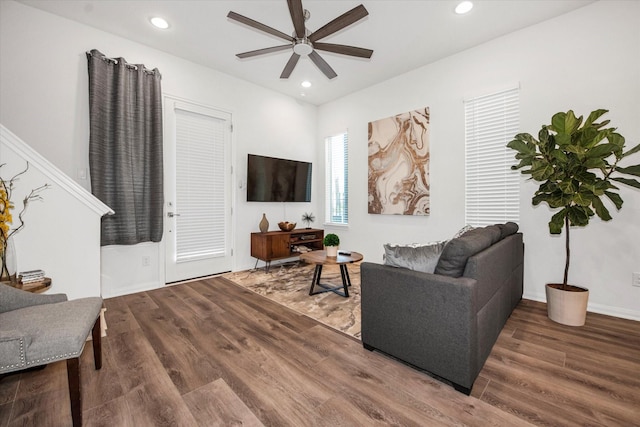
xmin=583 ymin=157 xmax=606 ymax=169
xmin=551 ymin=110 xmax=582 ymax=135
xmin=583 ymin=109 xmax=609 ymax=128
xmin=616 ymin=165 xmax=640 ymax=177
xmin=556 ymin=133 xmax=573 ymax=147
xmin=507 ymin=137 xmax=536 ymax=155
xmin=604 ymin=190 xmax=623 ymax=209
xmin=586 ymin=143 xmax=617 ymax=159
xmin=573 ymin=190 xmax=593 ymax=206
xmin=607 ymin=132 xmax=625 ymax=155
xmin=575 ymin=170 xmax=597 ymax=184
xmin=558 ymin=180 xmax=577 ymax=194
xmin=612 ymin=177 xmax=640 ymax=189
xmin=622 ymin=142 xmax=640 ymax=158
xmin=549 ymin=209 xmax=567 ymax=234
xmin=591 ymin=196 xmax=612 ymax=221
xmin=567 ymin=206 xmax=591 ymax=227
xmin=530 ymin=160 xmax=555 ymax=181
xmin=550 ymin=149 xmax=568 ymax=163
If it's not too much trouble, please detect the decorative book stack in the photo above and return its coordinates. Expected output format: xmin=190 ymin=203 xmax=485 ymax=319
xmin=19 ymin=269 xmax=46 ymax=284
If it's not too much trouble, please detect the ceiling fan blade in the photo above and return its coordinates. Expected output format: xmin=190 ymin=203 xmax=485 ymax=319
xmin=280 ymin=53 xmax=301 ymax=78
xmin=313 ymin=42 xmax=373 ymax=59
xmin=237 ymin=45 xmax=292 ymax=59
xmin=227 ymin=11 xmax=294 ymax=42
xmin=287 ymin=0 xmax=306 ymax=39
xmin=309 ymin=4 xmax=369 ymax=43
xmin=309 ymin=51 xmax=337 ymax=79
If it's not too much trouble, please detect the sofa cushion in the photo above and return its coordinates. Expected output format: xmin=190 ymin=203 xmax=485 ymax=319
xmin=434 ymin=225 xmax=502 ymax=277
xmin=383 ymin=241 xmax=448 ymax=274
xmin=498 ymin=222 xmax=519 ymax=239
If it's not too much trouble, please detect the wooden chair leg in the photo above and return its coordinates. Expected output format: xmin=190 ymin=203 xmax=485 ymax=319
xmin=91 ymin=316 xmax=102 ymax=370
xmin=66 ymin=357 xmax=82 ymax=427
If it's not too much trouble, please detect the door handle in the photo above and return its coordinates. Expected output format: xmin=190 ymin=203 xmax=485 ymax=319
xmin=167 ymin=212 xmax=181 ymax=218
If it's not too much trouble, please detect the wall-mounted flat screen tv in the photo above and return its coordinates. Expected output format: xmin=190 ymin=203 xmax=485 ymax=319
xmin=247 ymin=154 xmax=312 ymax=202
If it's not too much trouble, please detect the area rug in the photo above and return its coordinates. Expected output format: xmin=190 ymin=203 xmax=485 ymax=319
xmin=222 ymin=261 xmax=361 ymax=339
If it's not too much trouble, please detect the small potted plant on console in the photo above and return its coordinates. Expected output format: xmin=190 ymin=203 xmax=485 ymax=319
xmin=323 ymin=233 xmax=340 ymax=257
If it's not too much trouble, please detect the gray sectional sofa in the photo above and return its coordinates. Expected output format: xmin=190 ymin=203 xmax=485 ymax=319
xmin=360 ymin=223 xmax=524 ymax=394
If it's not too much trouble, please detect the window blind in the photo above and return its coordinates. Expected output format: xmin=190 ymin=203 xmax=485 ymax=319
xmin=175 ymin=108 xmax=226 ymax=262
xmin=464 ymin=87 xmax=520 ymax=227
xmin=325 ymin=132 xmax=349 ymax=225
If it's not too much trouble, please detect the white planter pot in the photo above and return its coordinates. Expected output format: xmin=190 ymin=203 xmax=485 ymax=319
xmin=325 ymin=245 xmax=338 ymax=257
xmin=545 ymin=283 xmax=589 ymax=326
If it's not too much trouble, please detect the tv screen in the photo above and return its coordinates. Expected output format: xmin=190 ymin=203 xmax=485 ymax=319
xmin=247 ymin=154 xmax=312 ymax=202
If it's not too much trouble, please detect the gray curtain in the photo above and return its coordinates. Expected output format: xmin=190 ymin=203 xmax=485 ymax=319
xmin=87 ymin=49 xmax=164 ymax=246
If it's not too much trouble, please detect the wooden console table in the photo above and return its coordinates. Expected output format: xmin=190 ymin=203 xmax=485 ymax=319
xmin=251 ymin=228 xmax=324 ymax=271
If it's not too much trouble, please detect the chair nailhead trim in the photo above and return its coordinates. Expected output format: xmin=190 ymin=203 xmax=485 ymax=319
xmin=25 ymin=350 xmax=80 ymax=366
xmin=0 ymin=338 xmax=26 ymax=371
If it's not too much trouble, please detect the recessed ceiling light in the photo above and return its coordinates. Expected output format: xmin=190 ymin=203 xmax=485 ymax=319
xmin=301 ymin=80 xmax=312 ymax=88
xmin=455 ymin=1 xmax=473 ymax=14
xmin=150 ymin=17 xmax=169 ymax=29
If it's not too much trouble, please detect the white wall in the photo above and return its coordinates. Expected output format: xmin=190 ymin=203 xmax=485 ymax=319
xmin=318 ymin=1 xmax=640 ymax=320
xmin=0 ymin=1 xmax=320 ymax=297
xmin=0 ymin=127 xmax=109 ymax=300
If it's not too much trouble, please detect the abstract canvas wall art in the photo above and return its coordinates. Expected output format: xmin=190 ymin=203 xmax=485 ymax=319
xmin=368 ymin=107 xmax=430 ymax=215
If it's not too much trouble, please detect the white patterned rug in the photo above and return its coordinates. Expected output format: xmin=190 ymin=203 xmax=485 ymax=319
xmin=223 ymin=261 xmax=361 ymax=339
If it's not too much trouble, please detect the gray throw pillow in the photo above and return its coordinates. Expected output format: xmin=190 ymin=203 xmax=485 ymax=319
xmin=434 ymin=225 xmax=502 ymax=277
xmin=383 ymin=241 xmax=448 ymax=274
xmin=498 ymin=222 xmax=519 ymax=239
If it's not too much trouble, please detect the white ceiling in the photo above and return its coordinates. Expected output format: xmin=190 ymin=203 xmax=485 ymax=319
xmin=17 ymin=0 xmax=594 ymax=105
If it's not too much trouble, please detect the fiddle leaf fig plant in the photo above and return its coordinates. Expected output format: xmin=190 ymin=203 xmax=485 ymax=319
xmin=508 ymin=109 xmax=640 ymax=288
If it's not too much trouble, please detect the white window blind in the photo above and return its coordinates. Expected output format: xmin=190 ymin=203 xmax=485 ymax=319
xmin=464 ymin=87 xmax=520 ymax=227
xmin=175 ymin=108 xmax=226 ymax=262
xmin=325 ymin=132 xmax=349 ymax=225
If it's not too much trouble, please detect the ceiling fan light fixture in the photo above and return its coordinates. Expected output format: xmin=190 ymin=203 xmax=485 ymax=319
xmin=455 ymin=1 xmax=474 ymax=15
xmin=293 ymin=40 xmax=313 ymax=56
xmin=301 ymin=80 xmax=312 ymax=88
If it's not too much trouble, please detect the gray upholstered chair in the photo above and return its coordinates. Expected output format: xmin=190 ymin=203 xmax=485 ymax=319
xmin=0 ymin=283 xmax=103 ymax=427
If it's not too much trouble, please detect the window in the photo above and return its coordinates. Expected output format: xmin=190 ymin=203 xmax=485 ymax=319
xmin=464 ymin=87 xmax=520 ymax=227
xmin=174 ymin=106 xmax=228 ymax=262
xmin=325 ymin=132 xmax=349 ymax=225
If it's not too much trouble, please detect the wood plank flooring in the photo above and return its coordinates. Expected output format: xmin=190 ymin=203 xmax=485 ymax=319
xmin=1 ymin=276 xmax=639 ymax=426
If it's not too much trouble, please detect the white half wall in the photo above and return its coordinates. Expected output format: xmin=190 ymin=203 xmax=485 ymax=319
xmin=1 ymin=125 xmax=111 ymax=300
xmin=317 ymin=1 xmax=640 ymax=320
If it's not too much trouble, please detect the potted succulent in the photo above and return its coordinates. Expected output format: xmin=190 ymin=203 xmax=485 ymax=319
xmin=323 ymin=233 xmax=340 ymax=257
xmin=508 ymin=109 xmax=640 ymax=326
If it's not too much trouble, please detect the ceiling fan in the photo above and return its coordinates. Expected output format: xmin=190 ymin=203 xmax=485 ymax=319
xmin=227 ymin=0 xmax=373 ymax=80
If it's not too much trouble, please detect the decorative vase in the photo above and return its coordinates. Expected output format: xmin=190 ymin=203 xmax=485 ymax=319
xmin=545 ymin=283 xmax=589 ymax=326
xmin=325 ymin=245 xmax=338 ymax=258
xmin=0 ymin=236 xmax=18 ymax=284
xmin=259 ymin=213 xmax=269 ymax=233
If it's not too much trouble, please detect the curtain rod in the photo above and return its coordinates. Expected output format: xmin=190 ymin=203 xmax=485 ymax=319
xmin=86 ymin=50 xmax=160 ymax=75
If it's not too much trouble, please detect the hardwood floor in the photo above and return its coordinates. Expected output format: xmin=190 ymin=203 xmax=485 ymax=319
xmin=1 ymin=276 xmax=639 ymax=426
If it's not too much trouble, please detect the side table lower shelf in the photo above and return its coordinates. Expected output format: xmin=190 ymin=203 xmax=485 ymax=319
xmin=3 ymin=277 xmax=52 ymax=293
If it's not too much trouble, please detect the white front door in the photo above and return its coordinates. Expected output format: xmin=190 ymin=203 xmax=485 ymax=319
xmin=164 ymin=97 xmax=232 ymax=283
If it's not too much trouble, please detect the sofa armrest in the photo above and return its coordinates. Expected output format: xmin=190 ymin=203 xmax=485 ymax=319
xmin=0 ymin=283 xmax=67 ymax=314
xmin=360 ymin=262 xmax=478 ymax=389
